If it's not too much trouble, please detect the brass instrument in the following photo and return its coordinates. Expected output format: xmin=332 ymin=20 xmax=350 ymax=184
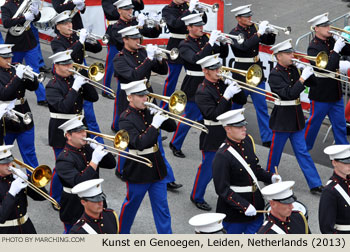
xmin=8 ymin=63 xmax=45 ymax=83
xmin=253 ymin=21 xmax=291 ymax=35
xmin=69 ymin=28 xmax=110 ymax=44
xmin=147 ymin=90 xmax=187 ymax=115
xmin=195 ymin=2 xmax=219 ymax=13
xmin=135 ymin=13 xmax=166 ymax=28
xmin=137 ymin=44 xmax=179 ymax=60
xmin=84 ymin=130 xmax=153 ymax=168
xmin=9 ymin=0 xmax=37 ymax=36
xmin=69 ymin=63 xmax=116 ymax=98
xmin=144 ymin=102 xmax=209 ymax=134
xmin=330 ymin=25 xmax=350 ymax=35
xmin=329 ymin=31 xmax=350 ymax=44
xmin=220 ymin=64 xmax=263 ymax=87
xmin=203 ymin=30 xmax=244 ymax=45
xmin=217 ymin=71 xmax=281 ymax=101
xmin=63 ymin=0 xmax=84 ymax=18
xmin=5 ymin=109 xmax=32 ymax=125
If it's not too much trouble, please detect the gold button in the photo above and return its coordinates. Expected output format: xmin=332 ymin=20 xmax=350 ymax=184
xmin=17 ymin=205 xmax=20 ymax=208
xmin=237 ymin=202 xmax=240 ymax=205
xmin=240 ymin=169 xmax=242 ymax=171
xmin=245 ymin=156 xmax=248 ymax=159
xmin=94 ymin=220 xmax=97 ymax=222
xmin=20 ymin=214 xmax=23 ymax=217
xmin=287 ymin=227 xmax=290 ymax=230
xmin=101 ymin=224 xmax=104 ymax=227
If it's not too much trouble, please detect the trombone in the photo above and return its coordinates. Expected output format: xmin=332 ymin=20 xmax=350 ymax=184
xmin=203 ymin=30 xmax=244 ymax=44
xmin=330 ymin=25 xmax=350 ymax=35
xmin=144 ymin=102 xmax=209 ymax=134
xmin=84 ymin=130 xmax=153 ymax=168
xmin=8 ymin=63 xmax=45 ymax=83
xmin=69 ymin=64 xmax=116 ymax=98
xmin=329 ymin=31 xmax=350 ymax=44
xmin=147 ymin=90 xmax=187 ymax=115
xmin=69 ymin=28 xmax=110 ymax=44
xmin=137 ymin=44 xmax=179 ymax=60
xmin=8 ymin=164 xmax=61 ymax=210
xmin=253 ymin=21 xmax=291 ymax=35
xmin=195 ymin=2 xmax=219 ymax=13
xmin=220 ymin=64 xmax=263 ymax=87
xmin=217 ymin=71 xmax=281 ymax=101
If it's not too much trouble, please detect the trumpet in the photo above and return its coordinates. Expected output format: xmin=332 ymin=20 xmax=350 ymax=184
xmin=203 ymin=30 xmax=244 ymax=45
xmin=84 ymin=130 xmax=153 ymax=168
xmin=253 ymin=21 xmax=291 ymax=35
xmin=8 ymin=165 xmax=60 ymax=210
xmin=69 ymin=63 xmax=116 ymax=98
xmin=9 ymin=0 xmax=37 ymax=36
xmin=63 ymin=0 xmax=84 ymax=18
xmin=5 ymin=109 xmax=33 ymax=125
xmin=69 ymin=28 xmax=110 ymax=44
xmin=8 ymin=63 xmax=45 ymax=83
xmin=148 ymin=90 xmax=187 ymax=115
xmin=144 ymin=102 xmax=209 ymax=134
xmin=217 ymin=71 xmax=281 ymax=101
xmin=220 ymin=64 xmax=263 ymax=87
xmin=195 ymin=2 xmax=219 ymax=13
xmin=137 ymin=44 xmax=179 ymax=60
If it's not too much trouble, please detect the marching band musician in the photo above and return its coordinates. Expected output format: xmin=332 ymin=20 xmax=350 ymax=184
xmin=45 ymin=50 xmax=99 ymax=207
xmin=118 ymin=79 xmax=176 ymax=234
xmin=1 ymin=0 xmax=47 ymax=106
xmin=0 ymin=44 xmax=41 ymax=176
xmin=320 ymin=145 xmax=350 ymax=234
xmin=110 ymin=0 xmax=161 ymax=133
xmin=266 ymin=39 xmax=324 ymax=195
xmin=212 ymin=109 xmax=281 ymax=234
xmin=190 ymin=54 xmax=246 ymax=211
xmin=160 ymin=0 xmax=207 ymax=111
xmin=55 ymin=116 xmax=116 ymax=233
xmin=102 ymin=0 xmax=144 ymax=100
xmin=70 ymin=179 xmax=119 ymax=234
xmin=304 ymin=13 xmax=350 ymax=151
xmin=229 ymin=4 xmax=274 ymax=148
xmin=52 ymin=0 xmax=86 ymax=30
xmin=0 ymin=145 xmax=45 ymax=234
xmin=258 ymin=181 xmax=310 ymax=234
xmin=169 ymin=13 xmax=229 ymax=158
xmin=189 ymin=213 xmax=226 ymax=234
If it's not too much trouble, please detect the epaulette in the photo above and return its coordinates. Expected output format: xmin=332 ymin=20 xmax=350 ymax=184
xmin=121 ymin=109 xmax=132 ymax=118
xmin=103 ymin=208 xmax=114 ymax=213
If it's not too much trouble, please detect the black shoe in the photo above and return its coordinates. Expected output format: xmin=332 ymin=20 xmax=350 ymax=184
xmin=161 ymin=136 xmax=168 ymax=141
xmin=262 ymin=141 xmax=271 ymax=148
xmin=39 ymin=65 xmax=52 ymax=73
xmin=167 ymin=182 xmax=183 ymax=190
xmin=169 ymin=142 xmax=185 ymax=158
xmin=190 ymin=197 xmax=212 ymax=211
xmin=111 ymin=126 xmax=118 ymax=133
xmin=102 ymin=92 xmax=115 ymax=100
xmin=310 ymin=185 xmax=324 ymax=195
xmin=37 ymin=100 xmax=48 ymax=107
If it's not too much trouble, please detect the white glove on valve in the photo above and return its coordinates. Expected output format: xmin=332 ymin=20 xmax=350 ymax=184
xmin=334 ymin=37 xmax=346 ymax=54
xmin=24 ymin=12 xmax=35 ymax=22
xmin=72 ymin=75 xmax=87 ymax=91
xmin=300 ymin=65 xmax=314 ymax=80
xmin=245 ymin=204 xmax=257 ymax=216
xmin=188 ymin=0 xmax=199 ymax=12
xmin=29 ymin=4 xmax=39 ymax=15
xmin=91 ymin=145 xmax=108 ymax=165
xmin=271 ymin=174 xmax=282 ymax=183
xmin=151 ymin=111 xmax=167 ymax=129
xmin=146 ymin=44 xmax=156 ymax=60
xmin=137 ymin=13 xmax=147 ymax=27
xmin=209 ymin=30 xmax=220 ymax=47
xmin=258 ymin=20 xmax=269 ymax=35
xmin=16 ymin=64 xmax=26 ymax=79
xmin=223 ymin=82 xmax=241 ymax=100
xmin=79 ymin=28 xmax=88 ymax=44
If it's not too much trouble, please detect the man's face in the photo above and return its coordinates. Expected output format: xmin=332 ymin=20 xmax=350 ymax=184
xmin=123 ymin=37 xmax=141 ymax=51
xmin=66 ymin=130 xmax=87 ymax=148
xmin=236 ymin=16 xmax=252 ymax=27
xmin=333 ymin=160 xmax=350 ymax=177
xmin=188 ymin=25 xmax=203 ymax=38
xmin=0 ymin=57 xmax=12 ymax=69
xmin=118 ymin=8 xmax=133 ymax=21
xmin=55 ymin=63 xmax=73 ymax=77
xmin=56 ymin=21 xmax=73 ymax=37
xmin=270 ymin=201 xmax=294 ymax=220
xmin=204 ymin=68 xmax=220 ymax=82
xmin=225 ymin=125 xmax=247 ymax=142
xmin=315 ymin=25 xmax=331 ymax=39
xmin=276 ymin=52 xmax=294 ymax=67
xmin=81 ymin=200 xmax=103 ymax=217
xmin=0 ymin=162 xmax=12 ymax=177
xmin=128 ymin=94 xmax=148 ymax=110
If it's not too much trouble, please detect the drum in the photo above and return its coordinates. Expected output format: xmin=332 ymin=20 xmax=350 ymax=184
xmin=264 ymin=200 xmax=308 ymax=220
xmin=33 ymin=7 xmax=57 ymax=30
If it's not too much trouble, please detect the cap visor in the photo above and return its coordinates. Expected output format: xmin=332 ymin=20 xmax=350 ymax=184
xmin=56 ymin=59 xmax=73 ymax=65
xmin=335 ymin=157 xmax=350 ymax=164
xmin=206 ymin=62 xmax=222 ymax=70
xmin=57 ymin=18 xmax=72 ymax=24
xmin=0 ymin=53 xmax=13 ymax=58
xmin=238 ymin=11 xmax=253 ymax=17
xmin=279 ymin=48 xmax=295 ymax=53
xmin=133 ymin=89 xmax=150 ymax=95
xmin=68 ymin=125 xmax=88 ymax=134
xmin=126 ymin=33 xmax=142 ymax=39
xmin=317 ymin=21 xmax=330 ymax=27
xmin=0 ymin=155 xmax=14 ymax=164
xmin=120 ymin=4 xmax=134 ymax=9
xmin=193 ymin=21 xmax=205 ymax=26
xmin=228 ymin=120 xmax=248 ymax=127
xmin=82 ymin=193 xmax=106 ymax=202
xmin=278 ymin=195 xmax=296 ymax=204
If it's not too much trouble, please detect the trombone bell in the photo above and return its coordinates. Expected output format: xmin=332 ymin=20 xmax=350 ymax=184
xmin=220 ymin=64 xmax=263 ymax=87
xmin=147 ymin=90 xmax=187 ymax=115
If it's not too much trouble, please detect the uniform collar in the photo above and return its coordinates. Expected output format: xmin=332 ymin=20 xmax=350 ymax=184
xmin=65 ymin=143 xmax=86 ymax=153
xmin=237 ymin=23 xmax=253 ymax=31
xmin=56 ymin=73 xmax=74 ymax=82
xmin=124 ymin=48 xmax=139 ymax=55
xmin=204 ymin=78 xmax=220 ymax=86
xmin=268 ymin=213 xmax=291 ymax=226
xmin=276 ymin=63 xmax=293 ymax=72
xmin=226 ymin=137 xmax=244 ymax=147
xmin=83 ymin=211 xmax=103 ymax=223
xmin=0 ymin=174 xmax=13 ymax=181
xmin=128 ymin=105 xmax=146 ymax=115
xmin=333 ymin=171 xmax=350 ymax=184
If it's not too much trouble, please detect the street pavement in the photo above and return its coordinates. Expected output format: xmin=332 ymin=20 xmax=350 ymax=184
xmin=2 ymin=0 xmax=350 ymax=234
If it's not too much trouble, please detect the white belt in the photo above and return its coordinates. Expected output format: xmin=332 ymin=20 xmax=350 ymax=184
xmin=50 ymin=113 xmax=82 ymax=120
xmin=0 ymin=214 xmax=28 ymax=227
xmin=63 ymin=187 xmax=73 ymax=194
xmin=230 ymin=185 xmax=256 ymax=193
xmin=314 ymin=71 xmax=336 ymax=78
xmin=170 ymin=33 xmax=187 ymax=39
xmin=108 ymin=20 xmax=118 ymax=25
xmin=235 ymin=55 xmax=260 ymax=63
xmin=204 ymin=119 xmax=222 ymax=126
xmin=334 ymin=224 xmax=350 ymax=231
xmin=274 ymin=99 xmax=300 ymax=106
xmin=186 ymin=70 xmax=204 ymax=76
xmin=129 ymin=144 xmax=158 ymax=155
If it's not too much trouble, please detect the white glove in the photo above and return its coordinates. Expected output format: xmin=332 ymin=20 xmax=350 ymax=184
xmin=137 ymin=13 xmax=147 ymax=27
xmin=188 ymin=0 xmax=199 ymax=12
xmin=79 ymin=28 xmax=88 ymax=44
xmin=85 ymin=137 xmax=98 ymax=150
xmin=24 ymin=66 xmax=34 ymax=79
xmin=223 ymin=82 xmax=241 ymax=100
xmin=339 ymin=60 xmax=350 ymax=74
xmin=16 ymin=64 xmax=26 ymax=79
xmin=300 ymin=65 xmax=314 ymax=80
xmin=24 ymin=12 xmax=35 ymax=22
xmin=271 ymin=174 xmax=282 ymax=183
xmin=148 ymin=106 xmax=158 ymax=115
xmin=294 ymin=61 xmax=305 ymax=70
xmin=0 ymin=103 xmax=8 ymax=118
xmin=151 ymin=111 xmax=167 ymax=129
xmin=245 ymin=204 xmax=257 ymax=216
xmin=9 ymin=177 xmax=28 ymax=197
xmin=209 ymin=30 xmax=220 ymax=47
xmin=257 ymin=20 xmax=269 ymax=35
xmin=73 ymin=0 xmax=84 ymax=5
xmin=76 ymin=2 xmax=85 ymax=10
xmin=91 ymin=145 xmax=108 ymax=165
xmin=72 ymin=75 xmax=87 ymax=91
xmin=11 ymin=167 xmax=28 ymax=180
xmin=334 ymin=37 xmax=346 ymax=54
xmin=146 ymin=44 xmax=156 ymax=60
xmin=29 ymin=4 xmax=39 ymax=15
xmin=155 ymin=48 xmax=163 ymax=61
